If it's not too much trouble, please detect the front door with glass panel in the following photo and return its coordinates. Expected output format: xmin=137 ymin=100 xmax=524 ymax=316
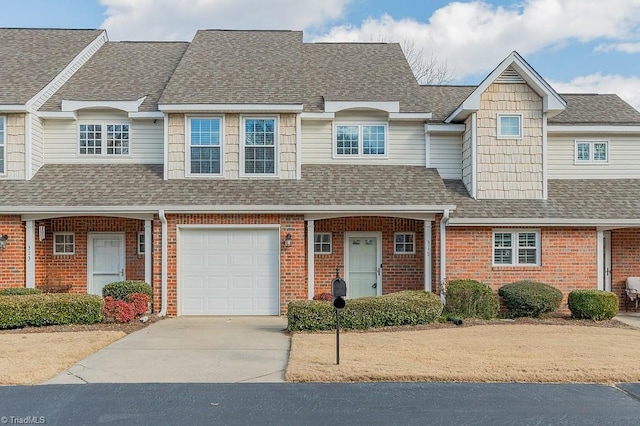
xmin=346 ymin=233 xmax=381 ymax=298
xmin=88 ymin=233 xmax=125 ymax=295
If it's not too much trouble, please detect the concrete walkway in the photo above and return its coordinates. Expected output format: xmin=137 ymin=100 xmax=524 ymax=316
xmin=614 ymin=312 xmax=640 ymax=328
xmin=45 ymin=316 xmax=290 ymax=384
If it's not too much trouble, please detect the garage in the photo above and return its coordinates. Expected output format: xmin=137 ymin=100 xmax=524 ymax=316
xmin=179 ymin=227 xmax=280 ymax=315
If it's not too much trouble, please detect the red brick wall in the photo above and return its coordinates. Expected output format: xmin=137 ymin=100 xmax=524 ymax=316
xmin=0 ymin=215 xmax=25 ymax=288
xmin=157 ymin=214 xmax=306 ymax=316
xmin=35 ymin=217 xmax=145 ymax=293
xmin=446 ymin=226 xmax=598 ymax=310
xmin=313 ymin=217 xmax=425 ymax=296
xmin=611 ymin=229 xmax=640 ymax=310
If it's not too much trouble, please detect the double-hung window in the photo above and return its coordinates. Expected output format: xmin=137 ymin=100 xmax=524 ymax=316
xmin=242 ymin=117 xmax=277 ymax=176
xmin=493 ymin=230 xmax=540 ymax=266
xmin=575 ymin=140 xmax=608 ymax=164
xmin=188 ymin=117 xmax=222 ymax=175
xmin=0 ymin=116 xmax=5 ymax=174
xmin=497 ymin=114 xmax=522 ymax=139
xmin=79 ymin=123 xmax=130 ymax=156
xmin=335 ymin=124 xmax=387 ymax=156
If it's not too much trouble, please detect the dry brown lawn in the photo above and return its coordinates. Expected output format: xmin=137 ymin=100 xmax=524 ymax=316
xmin=286 ymin=323 xmax=640 ymax=383
xmin=0 ymin=331 xmax=125 ymax=385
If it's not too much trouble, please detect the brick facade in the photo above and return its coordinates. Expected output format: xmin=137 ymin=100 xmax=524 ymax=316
xmin=0 ymin=215 xmax=26 ymax=288
xmin=611 ymin=229 xmax=640 ymax=310
xmin=313 ymin=217 xmax=426 ymax=296
xmin=153 ymin=214 xmax=306 ymax=316
xmin=445 ymin=226 xmax=598 ymax=310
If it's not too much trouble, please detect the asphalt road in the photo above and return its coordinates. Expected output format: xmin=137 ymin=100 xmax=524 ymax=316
xmin=1 ymin=383 xmax=640 ymax=425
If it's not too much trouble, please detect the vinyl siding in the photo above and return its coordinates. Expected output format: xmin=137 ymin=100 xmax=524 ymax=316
xmin=548 ymin=133 xmax=640 ymax=179
xmin=430 ymin=134 xmax=462 ymax=179
xmin=44 ymin=110 xmax=163 ymax=164
xmin=1 ymin=114 xmax=26 ymax=180
xmin=31 ymin=114 xmax=44 ymax=176
xmin=301 ymin=119 xmax=426 ymax=166
xmin=461 ymin=115 xmax=472 ymax=189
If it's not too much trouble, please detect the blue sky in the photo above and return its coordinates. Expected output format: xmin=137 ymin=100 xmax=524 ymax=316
xmin=2 ymin=0 xmax=640 ymax=109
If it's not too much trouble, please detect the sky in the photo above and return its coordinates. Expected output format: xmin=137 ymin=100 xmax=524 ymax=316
xmin=2 ymin=0 xmax=640 ymax=110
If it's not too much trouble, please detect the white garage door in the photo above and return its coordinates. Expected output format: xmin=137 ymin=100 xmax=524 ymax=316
xmin=180 ymin=228 xmax=280 ymax=315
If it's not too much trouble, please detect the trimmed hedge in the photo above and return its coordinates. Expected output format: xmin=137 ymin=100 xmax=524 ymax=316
xmin=102 ymin=280 xmax=152 ymax=302
xmin=568 ymin=290 xmax=618 ymax=321
xmin=287 ymin=290 xmax=443 ymax=331
xmin=0 ymin=294 xmax=104 ymax=329
xmin=498 ymin=280 xmax=563 ymax=318
xmin=0 ymin=288 xmax=42 ymax=296
xmin=445 ymin=279 xmax=499 ymax=319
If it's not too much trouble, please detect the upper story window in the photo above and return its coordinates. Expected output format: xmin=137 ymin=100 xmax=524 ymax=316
xmin=493 ymin=230 xmax=540 ymax=266
xmin=335 ymin=124 xmax=387 ymax=156
xmin=79 ymin=123 xmax=130 ymax=155
xmin=188 ymin=117 xmax=222 ymax=176
xmin=0 ymin=116 xmax=5 ymax=175
xmin=242 ymin=117 xmax=277 ymax=176
xmin=575 ymin=140 xmax=608 ymax=164
xmin=497 ymin=114 xmax=522 ymax=139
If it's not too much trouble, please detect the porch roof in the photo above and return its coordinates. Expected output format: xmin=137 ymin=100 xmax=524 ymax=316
xmin=0 ymin=164 xmax=455 ymax=213
xmin=446 ymin=179 xmax=640 ymax=224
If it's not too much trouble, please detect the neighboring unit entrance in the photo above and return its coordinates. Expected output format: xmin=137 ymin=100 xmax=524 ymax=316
xmin=179 ymin=227 xmax=280 ymax=315
xmin=345 ymin=232 xmax=382 ymax=298
xmin=88 ymin=233 xmax=125 ymax=295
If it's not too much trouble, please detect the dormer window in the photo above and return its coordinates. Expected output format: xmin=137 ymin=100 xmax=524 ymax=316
xmin=497 ymin=114 xmax=522 ymax=139
xmin=79 ymin=123 xmax=130 ymax=155
xmin=335 ymin=123 xmax=387 ymax=157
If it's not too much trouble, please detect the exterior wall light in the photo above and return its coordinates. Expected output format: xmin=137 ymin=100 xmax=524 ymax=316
xmin=284 ymin=233 xmax=292 ymax=249
xmin=0 ymin=234 xmax=8 ymax=250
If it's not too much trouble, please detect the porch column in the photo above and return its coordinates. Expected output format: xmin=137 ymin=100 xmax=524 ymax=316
xmin=306 ymin=219 xmax=315 ymax=299
xmin=25 ymin=220 xmax=35 ymax=288
xmin=144 ymin=219 xmax=152 ymax=284
xmin=424 ymin=220 xmax=432 ymax=292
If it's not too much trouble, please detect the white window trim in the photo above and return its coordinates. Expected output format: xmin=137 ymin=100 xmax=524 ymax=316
xmin=185 ymin=115 xmax=225 ymax=177
xmin=574 ymin=139 xmax=609 ymax=164
xmin=333 ymin=122 xmax=389 ymax=158
xmin=77 ymin=121 xmax=132 ymax=157
xmin=137 ymin=231 xmax=145 ymax=255
xmin=497 ymin=113 xmax=523 ymax=139
xmin=314 ymin=232 xmax=332 ymax=254
xmin=53 ymin=232 xmax=75 ymax=255
xmin=240 ymin=115 xmax=279 ymax=177
xmin=394 ymin=232 xmax=416 ymax=254
xmin=0 ymin=116 xmax=5 ymax=176
xmin=492 ymin=229 xmax=541 ymax=267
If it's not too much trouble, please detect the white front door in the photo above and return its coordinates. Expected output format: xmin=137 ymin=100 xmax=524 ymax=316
xmin=604 ymin=230 xmax=612 ymax=292
xmin=345 ymin=233 xmax=382 ymax=298
xmin=88 ymin=233 xmax=125 ymax=295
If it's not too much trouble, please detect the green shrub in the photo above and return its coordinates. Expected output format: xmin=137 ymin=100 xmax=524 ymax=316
xmin=287 ymin=290 xmax=443 ymax=331
xmin=0 ymin=294 xmax=104 ymax=329
xmin=498 ymin=281 xmax=563 ymax=318
xmin=568 ymin=290 xmax=618 ymax=321
xmin=0 ymin=288 xmax=42 ymax=296
xmin=102 ymin=280 xmax=152 ymax=302
xmin=445 ymin=279 xmax=499 ymax=319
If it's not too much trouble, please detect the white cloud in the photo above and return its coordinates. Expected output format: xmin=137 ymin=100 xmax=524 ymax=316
xmin=595 ymin=42 xmax=640 ymax=54
xmin=99 ymin=0 xmax=351 ymax=40
xmin=550 ymin=74 xmax=640 ymax=111
xmin=314 ymin=0 xmax=640 ymax=80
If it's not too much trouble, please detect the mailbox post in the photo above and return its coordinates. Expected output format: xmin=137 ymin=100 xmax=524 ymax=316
xmin=331 ymin=268 xmax=347 ymax=365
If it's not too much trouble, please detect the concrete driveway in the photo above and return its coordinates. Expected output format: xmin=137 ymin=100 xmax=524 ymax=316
xmin=45 ymin=316 xmax=290 ymax=384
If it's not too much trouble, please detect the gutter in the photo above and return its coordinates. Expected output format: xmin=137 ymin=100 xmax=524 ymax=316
xmin=158 ymin=209 xmax=169 ymax=317
xmin=440 ymin=209 xmax=450 ymax=305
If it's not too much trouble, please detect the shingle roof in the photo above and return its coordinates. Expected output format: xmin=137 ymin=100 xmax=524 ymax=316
xmin=159 ymin=30 xmax=304 ymax=105
xmin=548 ymin=94 xmax=640 ymax=125
xmin=0 ymin=164 xmax=453 ymax=210
xmin=303 ymin=43 xmax=428 ymax=113
xmin=445 ymin=179 xmax=640 ymax=220
xmin=0 ymin=28 xmax=104 ymax=105
xmin=420 ymin=85 xmax=475 ymax=122
xmin=40 ymin=42 xmax=188 ymax=112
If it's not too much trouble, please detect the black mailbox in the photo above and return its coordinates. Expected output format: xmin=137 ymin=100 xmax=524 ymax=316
xmin=332 ymin=277 xmax=347 ymax=298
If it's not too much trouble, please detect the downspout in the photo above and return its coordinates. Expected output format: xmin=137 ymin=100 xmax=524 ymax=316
xmin=158 ymin=209 xmax=168 ymax=317
xmin=440 ymin=209 xmax=450 ymax=305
